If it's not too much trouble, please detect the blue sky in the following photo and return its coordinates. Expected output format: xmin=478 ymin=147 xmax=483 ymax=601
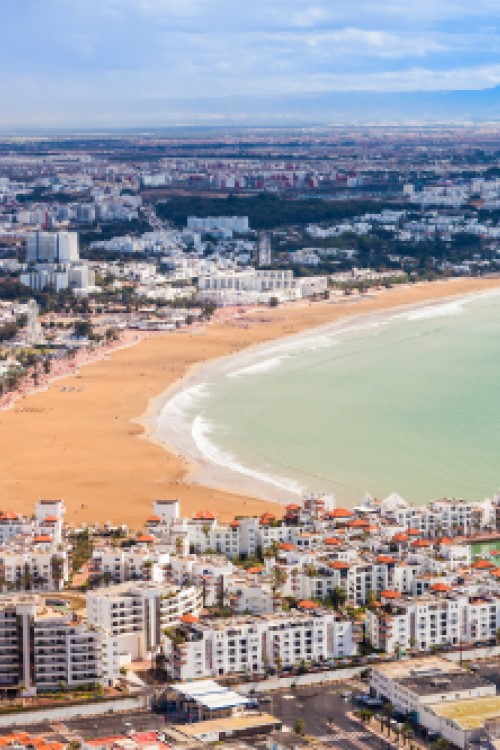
xmin=3 ymin=0 xmax=500 ymax=126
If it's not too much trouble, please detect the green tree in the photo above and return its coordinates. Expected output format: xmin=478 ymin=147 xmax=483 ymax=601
xmin=294 ymin=719 xmax=305 ymax=736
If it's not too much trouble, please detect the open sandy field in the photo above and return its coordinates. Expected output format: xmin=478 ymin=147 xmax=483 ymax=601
xmin=2 ymin=276 xmax=500 ymax=529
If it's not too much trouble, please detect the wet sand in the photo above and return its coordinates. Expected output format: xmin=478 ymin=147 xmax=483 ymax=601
xmin=1 ymin=276 xmax=500 ymax=528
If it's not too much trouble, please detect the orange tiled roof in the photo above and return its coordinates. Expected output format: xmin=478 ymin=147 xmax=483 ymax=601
xmin=328 ymin=508 xmax=353 ymax=519
xmin=430 ymin=582 xmax=452 ymax=592
xmin=180 ymin=613 xmax=199 ymax=624
xmin=0 ymin=511 xmax=19 ymax=521
xmin=279 ymin=542 xmax=296 ymax=551
xmin=193 ymin=510 xmax=215 ymax=520
xmin=376 ymin=555 xmax=396 ymax=564
xmin=298 ymin=599 xmax=319 ymax=610
xmin=348 ymin=518 xmax=370 ymax=528
xmin=392 ymin=533 xmax=410 ymax=542
xmin=472 ymin=559 xmax=495 ymax=570
xmin=381 ymin=589 xmax=401 ymax=599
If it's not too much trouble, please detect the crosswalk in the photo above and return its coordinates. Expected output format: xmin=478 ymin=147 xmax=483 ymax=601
xmin=323 ymin=721 xmax=393 ymax=750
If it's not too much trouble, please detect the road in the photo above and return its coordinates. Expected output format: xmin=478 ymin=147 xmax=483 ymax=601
xmin=266 ymin=682 xmax=394 ymax=750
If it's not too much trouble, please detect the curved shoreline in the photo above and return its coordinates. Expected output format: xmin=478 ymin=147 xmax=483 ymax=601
xmin=142 ymin=284 xmax=500 ymax=508
xmin=2 ymin=276 xmax=500 ymax=527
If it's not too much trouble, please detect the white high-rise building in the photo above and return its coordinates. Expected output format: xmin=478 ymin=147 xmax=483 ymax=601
xmin=21 ymin=231 xmax=94 ymax=294
xmin=26 ymin=231 xmax=79 ymax=263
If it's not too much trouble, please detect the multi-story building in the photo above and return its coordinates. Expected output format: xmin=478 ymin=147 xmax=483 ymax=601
xmin=0 ymin=595 xmax=102 ymax=695
xmin=0 ymin=545 xmax=68 ymax=592
xmin=26 ymin=231 xmax=79 ymax=263
xmin=366 ymin=590 xmax=500 ymax=653
xmin=21 ymin=231 xmax=94 ymax=293
xmin=90 ymin=546 xmax=170 ymax=585
xmin=164 ymin=608 xmax=357 ymax=681
xmin=87 ymin=581 xmax=202 ymax=662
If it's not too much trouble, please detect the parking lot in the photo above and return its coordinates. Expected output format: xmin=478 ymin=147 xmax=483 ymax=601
xmin=472 ymin=657 xmax=500 ymax=691
xmin=265 ymin=683 xmax=393 ymax=750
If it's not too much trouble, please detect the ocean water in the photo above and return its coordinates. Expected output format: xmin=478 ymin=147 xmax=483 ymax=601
xmin=157 ymin=290 xmax=500 ymax=506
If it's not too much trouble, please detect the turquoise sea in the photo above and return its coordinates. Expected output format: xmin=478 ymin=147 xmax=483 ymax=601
xmin=157 ymin=290 xmax=500 ymax=506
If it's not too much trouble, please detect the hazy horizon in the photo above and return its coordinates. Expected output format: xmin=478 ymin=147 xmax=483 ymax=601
xmin=4 ymin=1 xmax=500 ymax=128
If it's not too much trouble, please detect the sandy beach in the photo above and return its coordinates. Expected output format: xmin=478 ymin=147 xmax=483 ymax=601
xmin=2 ymin=276 xmax=500 ymax=528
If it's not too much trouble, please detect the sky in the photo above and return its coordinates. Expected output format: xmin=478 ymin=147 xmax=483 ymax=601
xmin=3 ymin=0 xmax=500 ymax=127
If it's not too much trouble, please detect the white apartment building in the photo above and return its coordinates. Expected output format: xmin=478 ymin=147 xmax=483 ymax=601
xmin=187 ymin=216 xmax=249 ymax=233
xmin=87 ymin=581 xmax=202 ymax=663
xmin=0 ymin=545 xmax=68 ymax=592
xmin=366 ymin=591 xmax=500 ymax=653
xmin=22 ymin=231 xmax=95 ymax=294
xmin=91 ymin=546 xmax=170 ymax=585
xmin=164 ymin=610 xmax=357 ymax=681
xmin=197 ymin=269 xmax=302 ymax=305
xmin=384 ymin=498 xmax=495 ymax=537
xmin=0 ymin=499 xmax=65 ymax=546
xmin=21 ymin=261 xmax=95 ymax=294
xmin=0 ymin=595 xmax=103 ymax=695
xmin=26 ymin=231 xmax=79 ymax=263
xmin=168 ymin=555 xmax=234 ymax=607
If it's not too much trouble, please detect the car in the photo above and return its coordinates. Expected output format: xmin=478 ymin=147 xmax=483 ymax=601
xmin=363 ymin=696 xmax=384 ymax=708
xmin=258 ymin=695 xmax=272 ymax=704
xmin=470 ymin=663 xmax=480 ymax=671
xmin=341 ymin=691 xmax=352 ymax=700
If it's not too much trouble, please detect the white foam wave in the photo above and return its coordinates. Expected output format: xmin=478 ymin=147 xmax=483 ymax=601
xmin=228 ymin=356 xmax=287 ymax=379
xmin=405 ymin=301 xmax=465 ymax=322
xmin=159 ymin=383 xmax=210 ymax=432
xmin=192 ymin=414 xmax=304 ymax=496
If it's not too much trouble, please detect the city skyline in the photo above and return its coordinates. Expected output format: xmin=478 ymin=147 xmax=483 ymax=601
xmin=4 ymin=0 xmax=500 ymax=127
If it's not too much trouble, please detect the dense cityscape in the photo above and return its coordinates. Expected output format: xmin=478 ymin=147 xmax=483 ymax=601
xmin=0 ymin=128 xmax=499 ymax=748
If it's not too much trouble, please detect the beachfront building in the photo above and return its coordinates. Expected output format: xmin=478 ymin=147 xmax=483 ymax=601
xmin=0 ymin=545 xmax=68 ymax=592
xmin=90 ymin=546 xmax=171 ymax=585
xmin=0 ymin=499 xmax=65 ymax=545
xmin=163 ymin=608 xmax=357 ymax=681
xmin=197 ymin=268 xmax=302 ymax=305
xmin=86 ymin=581 xmax=202 ymax=662
xmin=380 ymin=496 xmax=497 ymax=537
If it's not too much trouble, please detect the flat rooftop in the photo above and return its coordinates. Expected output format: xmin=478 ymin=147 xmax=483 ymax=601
xmin=171 ymin=712 xmax=279 ymax=740
xmin=171 ymin=680 xmax=249 ymax=711
xmin=373 ymin=656 xmax=460 ymax=679
xmin=431 ymin=695 xmax=500 ymax=730
xmin=399 ymin=672 xmax=494 ymax=696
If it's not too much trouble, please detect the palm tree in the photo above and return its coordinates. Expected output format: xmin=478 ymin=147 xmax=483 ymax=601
xmin=332 ymin=586 xmax=347 ymax=610
xmin=294 ymin=719 xmax=305 ymax=736
xmin=51 ymin=556 xmax=65 ymax=589
xmin=402 ymin=724 xmax=414 ymax=745
xmin=175 ymin=536 xmax=184 ymax=555
xmin=382 ymin=702 xmax=394 ymax=735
